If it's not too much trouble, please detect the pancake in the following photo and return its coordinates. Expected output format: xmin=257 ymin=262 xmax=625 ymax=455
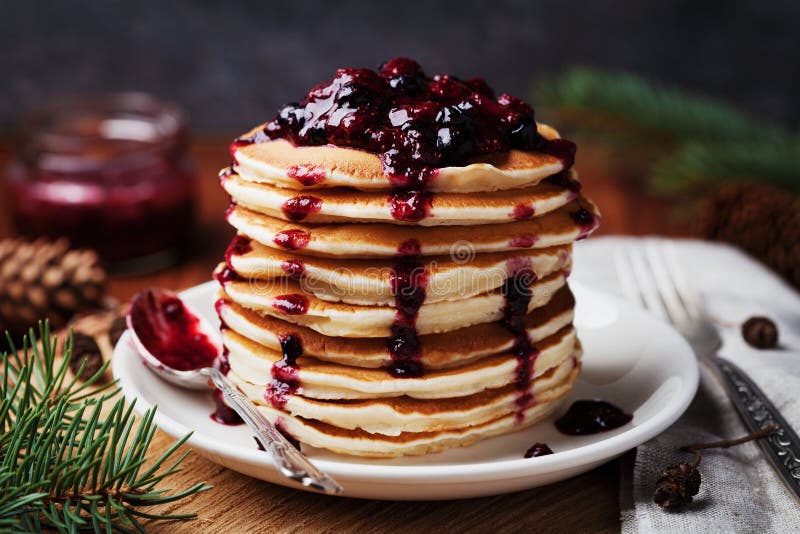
xmin=221 ymin=170 xmax=579 ymax=226
xmin=216 ymin=285 xmax=575 ymax=369
xmin=216 ymin=267 xmax=568 ymax=337
xmin=215 ymin=59 xmax=599 ymax=458
xmin=251 ymin=368 xmax=577 ymax=458
xmin=223 ymin=325 xmax=576 ymax=400
xmin=227 ymin=197 xmax=600 ymax=258
xmin=228 ymin=238 xmax=571 ymax=305
xmin=232 ymin=123 xmax=565 ymax=193
xmin=228 ymin=354 xmax=579 ymax=435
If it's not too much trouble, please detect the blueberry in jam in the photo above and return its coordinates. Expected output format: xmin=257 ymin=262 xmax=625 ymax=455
xmin=233 ymin=58 xmax=575 ymax=186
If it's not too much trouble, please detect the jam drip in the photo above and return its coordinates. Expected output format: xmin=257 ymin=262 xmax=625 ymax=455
xmin=128 ymin=288 xmax=218 ymax=372
xmin=287 ymin=164 xmax=327 ymax=186
xmin=509 ymin=235 xmax=538 ymax=249
xmin=571 ymin=207 xmax=599 ymax=240
xmin=544 ymin=170 xmax=582 ymax=193
xmin=386 ymin=246 xmax=429 ymax=378
xmin=235 ymin=57 xmax=575 ymax=186
xmin=281 ymin=195 xmax=322 ymax=222
xmin=225 ymin=234 xmax=252 ymax=266
xmin=211 ymin=389 xmax=244 ymax=425
xmin=500 ymin=259 xmax=539 ymax=422
xmin=389 ymin=190 xmax=433 ymax=222
xmin=272 ymin=294 xmax=309 ymax=315
xmin=214 ymin=265 xmax=243 ymax=285
xmin=280 ymin=259 xmax=306 ymax=279
xmin=265 ymin=335 xmax=303 ymax=409
xmin=273 ymin=229 xmax=311 ymax=250
xmin=524 ymin=442 xmax=553 ymax=458
xmin=555 ymin=400 xmax=632 ymax=435
xmin=511 ymin=203 xmax=535 ymax=220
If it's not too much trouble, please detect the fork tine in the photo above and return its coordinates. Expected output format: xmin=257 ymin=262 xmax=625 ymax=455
xmin=644 ymin=239 xmax=690 ymax=325
xmin=626 ymin=244 xmax=668 ymax=319
xmin=613 ymin=247 xmax=642 ymax=305
xmin=662 ymin=241 xmax=702 ymax=319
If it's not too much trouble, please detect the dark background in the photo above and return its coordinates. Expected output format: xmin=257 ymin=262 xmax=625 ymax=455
xmin=2 ymin=0 xmax=799 ymax=135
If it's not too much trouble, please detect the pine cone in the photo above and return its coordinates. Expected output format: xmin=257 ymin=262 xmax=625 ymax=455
xmin=654 ymin=462 xmax=701 ymax=509
xmin=68 ymin=332 xmax=105 ymax=378
xmin=699 ymin=183 xmax=800 ymax=289
xmin=0 ymin=238 xmax=107 ymax=340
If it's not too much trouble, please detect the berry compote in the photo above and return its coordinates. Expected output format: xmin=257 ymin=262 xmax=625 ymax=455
xmin=232 ymin=58 xmax=575 ymax=187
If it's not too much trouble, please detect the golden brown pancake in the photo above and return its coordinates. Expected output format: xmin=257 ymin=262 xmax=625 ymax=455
xmin=228 ymin=354 xmax=579 ymax=435
xmin=227 ymin=197 xmax=599 ymax=258
xmin=223 ymin=325 xmax=577 ymax=400
xmin=221 ymin=170 xmax=580 ymax=226
xmin=216 ymin=266 xmax=568 ymax=337
xmin=217 ymin=285 xmax=575 ymax=369
xmin=232 ymin=123 xmax=566 ymax=193
xmin=250 ymin=366 xmax=578 ymax=458
xmin=228 ymin=239 xmax=571 ymax=305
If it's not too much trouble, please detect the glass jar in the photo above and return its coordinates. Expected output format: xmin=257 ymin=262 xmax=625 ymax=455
xmin=6 ymin=93 xmax=196 ymax=272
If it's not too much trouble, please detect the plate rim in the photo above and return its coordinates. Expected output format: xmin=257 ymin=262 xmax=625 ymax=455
xmin=113 ymin=280 xmax=699 ymax=484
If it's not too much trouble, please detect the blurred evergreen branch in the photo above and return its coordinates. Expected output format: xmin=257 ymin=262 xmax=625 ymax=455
xmin=535 ymin=67 xmax=800 ymax=193
xmin=1 ymin=322 xmax=212 ymax=533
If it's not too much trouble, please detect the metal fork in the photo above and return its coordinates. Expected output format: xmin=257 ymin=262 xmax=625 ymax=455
xmin=615 ymin=239 xmax=800 ymax=502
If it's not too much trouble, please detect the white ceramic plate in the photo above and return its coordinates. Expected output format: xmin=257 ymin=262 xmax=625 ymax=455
xmin=113 ymin=280 xmax=698 ymax=500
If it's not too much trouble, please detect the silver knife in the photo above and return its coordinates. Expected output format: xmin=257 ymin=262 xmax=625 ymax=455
xmin=706 ymin=355 xmax=800 ymax=501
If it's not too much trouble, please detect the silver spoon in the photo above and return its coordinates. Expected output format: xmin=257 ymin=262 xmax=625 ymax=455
xmin=126 ymin=288 xmax=342 ymax=495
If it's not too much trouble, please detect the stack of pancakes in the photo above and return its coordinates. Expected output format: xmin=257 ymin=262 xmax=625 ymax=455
xmin=215 ymin=123 xmax=599 ymax=457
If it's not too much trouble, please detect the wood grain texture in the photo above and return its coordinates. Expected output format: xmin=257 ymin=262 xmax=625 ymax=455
xmin=0 ymin=139 xmax=684 ymax=533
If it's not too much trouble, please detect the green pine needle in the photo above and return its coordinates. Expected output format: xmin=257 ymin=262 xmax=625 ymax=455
xmin=535 ymin=67 xmax=800 ymax=192
xmin=0 ymin=322 xmax=213 ymax=533
xmin=536 ymin=67 xmax=779 ymax=142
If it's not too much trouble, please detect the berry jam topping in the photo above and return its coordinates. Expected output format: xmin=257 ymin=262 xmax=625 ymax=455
xmin=265 ymin=335 xmax=303 ymax=409
xmin=224 ymin=202 xmax=237 ymax=220
xmin=272 ymin=294 xmax=310 ymax=315
xmin=509 ymin=235 xmax=538 ymax=248
xmin=385 ymin=254 xmax=429 ymax=377
xmin=397 ymin=238 xmax=422 ymax=256
xmin=219 ymin=166 xmax=235 ymax=185
xmin=214 ymin=298 xmax=229 ymax=329
xmin=215 ymin=346 xmax=231 ymax=376
xmin=571 ymin=207 xmax=595 ymax=227
xmin=129 ymin=288 xmax=219 ymax=372
xmin=388 ymin=360 xmax=425 ymax=378
xmin=511 ymin=203 xmax=535 ymax=220
xmin=230 ymin=129 xmax=271 ymax=161
xmin=273 ymin=229 xmax=311 ymax=250
xmin=555 ymin=400 xmax=632 ymax=435
xmin=214 ymin=265 xmax=242 ymax=284
xmin=524 ymin=442 xmax=553 ymax=458
xmin=544 ymin=171 xmax=582 ymax=193
xmin=281 ymin=195 xmax=322 ymax=222
xmin=239 ymin=58 xmax=575 ymax=186
xmin=280 ymin=259 xmax=306 ymax=279
xmin=211 ymin=389 xmax=244 ymax=425
xmin=500 ymin=260 xmax=539 ymax=422
xmin=225 ymin=234 xmax=252 ymax=266
xmin=287 ymin=163 xmax=327 ymax=186
xmin=389 ymin=190 xmax=433 ymax=222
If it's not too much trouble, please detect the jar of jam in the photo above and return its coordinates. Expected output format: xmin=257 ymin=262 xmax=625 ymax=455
xmin=6 ymin=93 xmax=196 ymax=271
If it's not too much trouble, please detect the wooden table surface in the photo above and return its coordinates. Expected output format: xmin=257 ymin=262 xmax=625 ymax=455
xmin=0 ymin=138 xmax=687 ymax=533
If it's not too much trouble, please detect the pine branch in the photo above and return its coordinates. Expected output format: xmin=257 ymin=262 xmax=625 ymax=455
xmin=535 ymin=67 xmax=800 ymax=192
xmin=535 ymin=67 xmax=780 ymax=142
xmin=650 ymin=138 xmax=800 ymax=193
xmin=0 ymin=322 xmax=213 ymax=532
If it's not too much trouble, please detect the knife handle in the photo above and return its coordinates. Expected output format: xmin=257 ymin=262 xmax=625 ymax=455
xmin=706 ymin=355 xmax=800 ymax=501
